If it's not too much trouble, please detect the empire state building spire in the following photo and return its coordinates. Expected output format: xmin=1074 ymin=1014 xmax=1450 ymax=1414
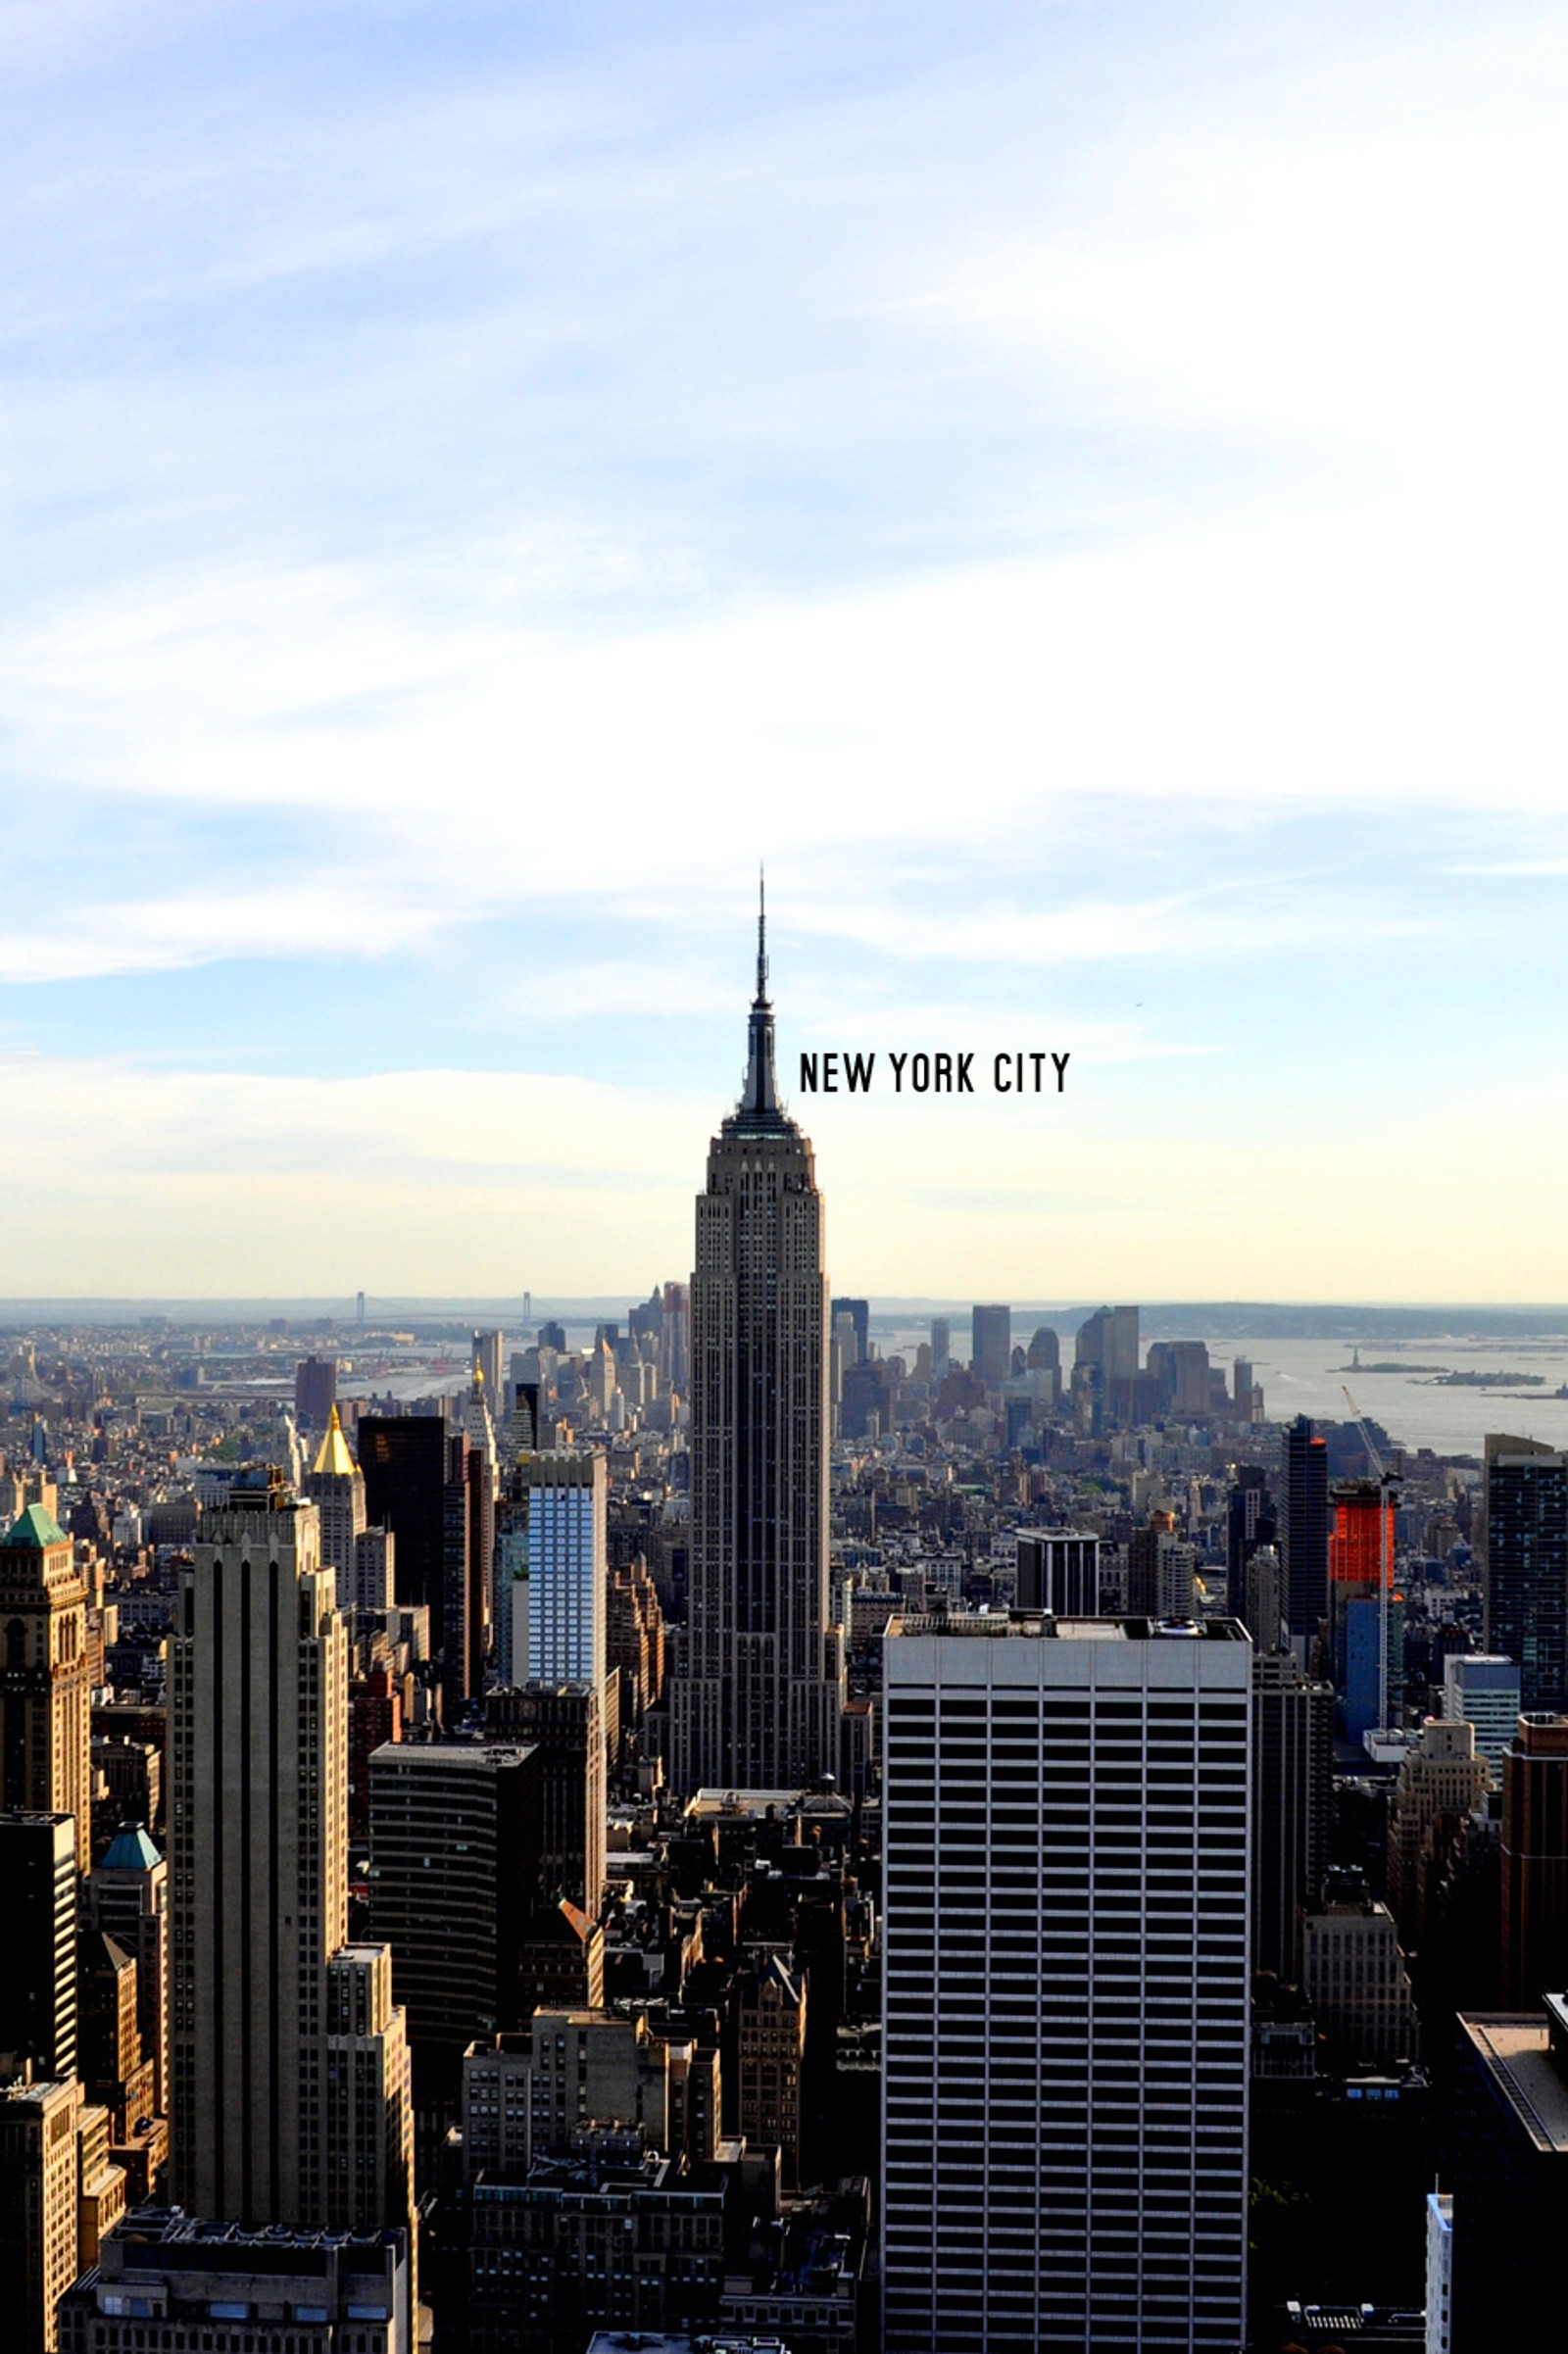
xmin=739 ymin=868 xmax=783 ymax=1126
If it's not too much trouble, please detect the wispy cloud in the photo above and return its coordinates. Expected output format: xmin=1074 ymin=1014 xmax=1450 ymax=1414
xmin=3 ymin=3 xmax=1567 ymax=1289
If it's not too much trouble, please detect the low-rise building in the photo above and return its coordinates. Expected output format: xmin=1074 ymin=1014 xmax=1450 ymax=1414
xmin=463 ymin=2134 xmax=727 ymax=2354
xmin=57 ymin=2209 xmax=412 ymax=2354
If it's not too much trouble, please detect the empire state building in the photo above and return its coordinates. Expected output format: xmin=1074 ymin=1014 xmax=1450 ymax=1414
xmin=668 ymin=901 xmax=846 ymax=1793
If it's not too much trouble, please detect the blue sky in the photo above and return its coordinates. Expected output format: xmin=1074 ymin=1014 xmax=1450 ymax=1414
xmin=3 ymin=0 xmax=1567 ymax=1299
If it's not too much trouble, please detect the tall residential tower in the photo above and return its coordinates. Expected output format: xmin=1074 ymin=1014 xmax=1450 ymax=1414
xmin=668 ymin=898 xmax=845 ymax=1792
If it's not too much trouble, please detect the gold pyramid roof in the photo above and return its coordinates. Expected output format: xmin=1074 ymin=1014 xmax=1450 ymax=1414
xmin=311 ymin=1402 xmax=356 ymax=1479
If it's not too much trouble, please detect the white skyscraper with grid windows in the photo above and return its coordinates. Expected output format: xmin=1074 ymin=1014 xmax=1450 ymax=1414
xmin=882 ymin=1610 xmax=1252 ymax=2352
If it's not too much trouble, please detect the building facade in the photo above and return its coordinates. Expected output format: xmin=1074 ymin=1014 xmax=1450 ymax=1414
xmin=1299 ymin=1870 xmax=1419 ymax=2073
xmin=971 ymin=1304 xmax=1012 ymax=1391
xmin=484 ymin=1682 xmax=605 ymax=1913
xmin=1484 ymin=1438 xmax=1568 ymax=1712
xmin=668 ymin=909 xmax=844 ymax=1793
xmin=0 ymin=1503 xmax=91 ymax=1871
xmin=1251 ymin=1648 xmax=1333 ymax=1986
xmin=1015 ymin=1533 xmax=1102 ymax=1617
xmin=1443 ymin=1652 xmax=1522 ymax=1773
xmin=0 ymin=2077 xmax=92 ymax=2354
xmin=324 ymin=1945 xmax=415 ymax=2241
xmin=882 ymin=1612 xmax=1251 ymax=2352
xmin=88 ymin=1818 xmax=170 ymax=2093
xmin=495 ymin=1450 xmax=607 ymax=1691
xmin=1500 ymin=1710 xmax=1568 ymax=2008
xmin=0 ymin=1810 xmax=78 ymax=2083
xmin=57 ymin=2213 xmax=412 ymax=2354
xmin=367 ymin=1741 xmax=541 ymax=2112
xmin=304 ymin=1406 xmax=367 ymax=1617
xmin=1281 ymin=1417 xmax=1330 ymax=1648
xmin=169 ymin=1472 xmax=392 ymax=2231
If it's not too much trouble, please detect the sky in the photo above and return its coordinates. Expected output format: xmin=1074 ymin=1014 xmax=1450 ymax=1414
xmin=2 ymin=0 xmax=1567 ymax=1303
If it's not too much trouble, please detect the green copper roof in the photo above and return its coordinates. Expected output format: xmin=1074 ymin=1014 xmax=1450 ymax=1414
xmin=100 ymin=1826 xmax=163 ymax=1873
xmin=1 ymin=1502 xmax=68 ymax=1548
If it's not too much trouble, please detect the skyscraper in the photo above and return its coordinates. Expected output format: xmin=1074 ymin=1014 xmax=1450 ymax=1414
xmin=462 ymin=1355 xmax=498 ymax=1649
xmin=0 ymin=2076 xmax=90 ymax=2354
xmin=87 ymin=1825 xmax=170 ymax=2118
xmin=1250 ymin=1648 xmax=1333 ymax=1985
xmin=1385 ymin=1719 xmax=1490 ymax=1946
xmin=1226 ymin=1467 xmax=1277 ymax=1635
xmin=1075 ymin=1303 xmax=1139 ymax=1385
xmin=0 ymin=1810 xmax=78 ymax=2081
xmin=1484 ymin=1436 xmax=1568 ymax=1711
xmin=358 ymin=1414 xmax=450 ymax=1631
xmin=660 ymin=1280 xmax=690 ymax=1398
xmin=1299 ymin=1868 xmax=1418 ymax=2071
xmin=1444 ymin=1652 xmax=1522 ymax=1773
xmin=1015 ymin=1532 xmax=1102 ymax=1616
xmin=1500 ymin=1710 xmax=1568 ymax=2008
xmin=1281 ymin=1415 xmax=1330 ymax=1647
xmin=485 ymin=1682 xmax=606 ymax=1914
xmin=170 ymin=1471 xmax=348 ymax=2225
xmin=294 ymin=1354 xmax=338 ymax=1429
xmin=473 ymin=1328 xmax=506 ymax=1400
xmin=494 ymin=1449 xmax=607 ymax=1690
xmin=324 ymin=1944 xmax=415 ymax=2238
xmin=0 ymin=1503 xmax=91 ymax=1870
xmin=368 ymin=1741 xmax=541 ymax=2122
xmin=831 ymin=1297 xmax=869 ymax=1364
xmin=359 ymin=1415 xmax=478 ymax=1706
xmin=304 ymin=1404 xmax=367 ymax=1615
xmin=971 ymin=1302 xmax=1011 ymax=1390
xmin=171 ymin=1468 xmax=413 ymax=2244
xmin=668 ymin=900 xmax=845 ymax=1792
xmin=882 ymin=1610 xmax=1251 ymax=2352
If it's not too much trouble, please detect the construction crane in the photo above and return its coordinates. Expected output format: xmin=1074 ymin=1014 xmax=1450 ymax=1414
xmin=1343 ymin=1385 xmax=1398 ymax=1743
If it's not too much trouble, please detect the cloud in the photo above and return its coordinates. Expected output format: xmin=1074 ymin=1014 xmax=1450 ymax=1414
xmin=3 ymin=2 xmax=1567 ymax=1297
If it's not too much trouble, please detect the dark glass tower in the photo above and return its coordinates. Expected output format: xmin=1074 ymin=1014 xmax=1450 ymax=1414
xmin=1485 ymin=1436 xmax=1568 ymax=1711
xmin=1226 ymin=1466 xmax=1278 ymax=1640
xmin=359 ymin=1416 xmax=479 ymax=1704
xmin=1281 ymin=1415 xmax=1329 ymax=1643
xmin=668 ymin=894 xmax=845 ymax=1792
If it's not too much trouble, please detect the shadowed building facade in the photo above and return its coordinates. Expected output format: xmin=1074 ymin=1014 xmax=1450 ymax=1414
xmin=1484 ymin=1437 xmax=1568 ymax=1712
xmin=668 ymin=902 xmax=845 ymax=1793
xmin=1282 ymin=1416 xmax=1330 ymax=1648
xmin=0 ymin=1503 xmax=91 ymax=1871
xmin=170 ymin=1475 xmax=348 ymax=2225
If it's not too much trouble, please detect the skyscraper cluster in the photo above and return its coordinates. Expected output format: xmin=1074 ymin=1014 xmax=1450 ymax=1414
xmin=12 ymin=913 xmax=1568 ymax=2351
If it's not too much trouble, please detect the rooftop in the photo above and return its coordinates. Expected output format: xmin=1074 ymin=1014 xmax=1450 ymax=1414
xmin=1 ymin=1501 xmax=68 ymax=1548
xmin=687 ymin=1788 xmax=850 ymax=1821
xmin=585 ymin=2336 xmax=796 ymax=2353
xmin=887 ymin=1611 xmax=1250 ymax=1642
xmin=114 ymin=2209 xmax=400 ymax=2256
xmin=1459 ymin=2014 xmax=1568 ymax=2152
xmin=310 ymin=1403 xmax=356 ymax=1480
xmin=99 ymin=1824 xmax=163 ymax=1874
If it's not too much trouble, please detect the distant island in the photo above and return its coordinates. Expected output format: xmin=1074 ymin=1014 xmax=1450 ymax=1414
xmin=1427 ymin=1369 xmax=1547 ymax=1388
xmin=1334 ymin=1361 xmax=1450 ymax=1375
